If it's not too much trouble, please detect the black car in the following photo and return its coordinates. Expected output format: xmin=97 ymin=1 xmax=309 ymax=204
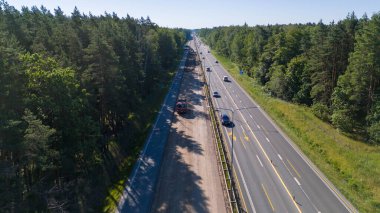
xmin=220 ymin=113 xmax=230 ymax=125
xmin=213 ymin=91 xmax=220 ymax=97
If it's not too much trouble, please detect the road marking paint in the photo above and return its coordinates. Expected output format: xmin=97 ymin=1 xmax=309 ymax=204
xmin=256 ymin=155 xmax=264 ymax=167
xmin=287 ymin=159 xmax=301 ymax=178
xmin=248 ymin=128 xmax=302 ymax=213
xmin=249 ymin=114 xmax=253 ymax=119
xmin=240 ymin=137 xmax=247 ymax=149
xmin=225 ymin=132 xmax=256 ymax=213
xmin=241 ymin=125 xmax=250 ymax=141
xmin=294 ymin=177 xmax=301 ymax=186
xmin=233 ymin=167 xmax=249 ymax=212
xmin=262 ymin=184 xmax=275 ymax=212
xmin=266 ymin=137 xmax=270 ymax=142
xmin=213 ymin=71 xmax=302 ymax=213
xmin=278 ymin=154 xmax=283 ymax=161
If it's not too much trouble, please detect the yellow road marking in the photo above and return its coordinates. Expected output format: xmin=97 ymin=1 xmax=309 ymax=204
xmin=287 ymin=159 xmax=301 ymax=178
xmin=228 ymin=131 xmax=237 ymax=141
xmin=262 ymin=184 xmax=275 ymax=212
xmin=240 ymin=125 xmax=250 ymax=141
xmin=234 ymin=167 xmax=248 ymax=211
xmin=242 ymin=129 xmax=250 ymax=141
xmin=206 ymin=47 xmax=301 ymax=213
xmin=224 ymin=130 xmax=249 ymax=211
xmin=239 ymin=137 xmax=247 ymax=149
xmin=249 ymin=129 xmax=302 ymax=213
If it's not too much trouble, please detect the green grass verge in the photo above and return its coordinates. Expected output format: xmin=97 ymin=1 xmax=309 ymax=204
xmin=212 ymin=50 xmax=380 ymax=213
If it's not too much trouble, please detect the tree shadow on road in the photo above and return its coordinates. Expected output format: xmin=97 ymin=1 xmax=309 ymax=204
xmin=151 ymin=123 xmax=211 ymax=213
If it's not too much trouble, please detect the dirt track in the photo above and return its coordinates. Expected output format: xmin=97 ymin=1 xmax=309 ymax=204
xmin=151 ymin=42 xmax=227 ymax=213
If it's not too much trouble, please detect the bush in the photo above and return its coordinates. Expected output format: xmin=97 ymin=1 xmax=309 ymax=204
xmin=311 ymin=103 xmax=331 ymax=122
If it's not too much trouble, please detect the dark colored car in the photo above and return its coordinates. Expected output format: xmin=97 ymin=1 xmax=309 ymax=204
xmin=215 ymin=60 xmax=218 ymax=63
xmin=206 ymin=67 xmax=211 ymax=71
xmin=213 ymin=91 xmax=220 ymax=97
xmin=220 ymin=113 xmax=230 ymax=125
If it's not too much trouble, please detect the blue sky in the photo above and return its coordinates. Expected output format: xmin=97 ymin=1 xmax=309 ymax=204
xmin=6 ymin=0 xmax=380 ymax=29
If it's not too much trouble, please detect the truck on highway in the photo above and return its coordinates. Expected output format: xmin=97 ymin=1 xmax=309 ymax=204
xmin=175 ymin=97 xmax=188 ymax=114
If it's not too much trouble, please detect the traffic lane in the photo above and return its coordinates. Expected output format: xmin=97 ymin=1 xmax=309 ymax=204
xmin=211 ymin=65 xmax=349 ymax=211
xmin=243 ymin=102 xmax=350 ymax=212
xmin=230 ymin=112 xmax=300 ymax=213
xmin=241 ymin=110 xmax=317 ymax=212
xmin=201 ymin=40 xmax=321 ymax=212
xmin=210 ymin=64 xmax=300 ymax=213
xmin=205 ymin=44 xmax=351 ymax=212
xmin=220 ymin=117 xmax=293 ymax=213
xmin=119 ymin=50 xmax=188 ymax=212
xmin=262 ymin=129 xmax=350 ymax=212
xmin=205 ymin=51 xmax=321 ymax=212
xmin=211 ymin=75 xmax=265 ymax=213
xmin=213 ymin=61 xmax=343 ymax=212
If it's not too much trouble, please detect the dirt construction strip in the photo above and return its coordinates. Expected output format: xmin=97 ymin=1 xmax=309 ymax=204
xmin=151 ymin=42 xmax=227 ymax=213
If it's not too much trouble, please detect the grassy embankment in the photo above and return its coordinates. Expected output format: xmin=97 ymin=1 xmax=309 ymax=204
xmin=212 ymin=51 xmax=380 ymax=212
xmin=102 ymin=54 xmax=184 ymax=212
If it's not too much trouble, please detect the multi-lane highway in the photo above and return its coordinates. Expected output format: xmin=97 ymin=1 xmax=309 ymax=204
xmin=194 ymin=35 xmax=357 ymax=213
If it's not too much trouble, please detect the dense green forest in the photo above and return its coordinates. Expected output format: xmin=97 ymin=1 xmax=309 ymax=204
xmin=0 ymin=1 xmax=188 ymax=211
xmin=198 ymin=12 xmax=380 ymax=144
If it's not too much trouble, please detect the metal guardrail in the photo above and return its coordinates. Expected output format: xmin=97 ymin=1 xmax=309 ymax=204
xmin=193 ymin=38 xmax=241 ymax=213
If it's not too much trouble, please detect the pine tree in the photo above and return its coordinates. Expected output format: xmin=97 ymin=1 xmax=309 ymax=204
xmin=332 ymin=13 xmax=380 ymax=138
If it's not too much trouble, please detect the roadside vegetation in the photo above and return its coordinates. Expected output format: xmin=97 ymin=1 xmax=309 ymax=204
xmin=199 ymin=13 xmax=380 ymax=144
xmin=205 ymin=42 xmax=380 ymax=213
xmin=0 ymin=1 xmax=189 ymax=212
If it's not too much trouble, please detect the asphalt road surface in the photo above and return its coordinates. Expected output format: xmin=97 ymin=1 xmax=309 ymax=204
xmin=194 ymin=35 xmax=357 ymax=213
xmin=117 ymin=46 xmax=188 ymax=213
xmin=151 ymin=40 xmax=226 ymax=213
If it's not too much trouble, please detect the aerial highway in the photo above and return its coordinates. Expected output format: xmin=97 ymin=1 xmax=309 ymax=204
xmin=194 ymin=35 xmax=357 ymax=213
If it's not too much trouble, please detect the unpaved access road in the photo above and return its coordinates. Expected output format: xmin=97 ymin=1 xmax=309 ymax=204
xmin=151 ymin=41 xmax=227 ymax=213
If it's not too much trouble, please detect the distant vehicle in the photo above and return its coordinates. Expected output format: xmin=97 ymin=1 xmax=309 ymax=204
xmin=208 ymin=50 xmax=210 ymax=53
xmin=213 ymin=91 xmax=220 ymax=97
xmin=202 ymin=57 xmax=205 ymax=59
xmin=206 ymin=67 xmax=211 ymax=71
xmin=215 ymin=60 xmax=218 ymax=63
xmin=223 ymin=76 xmax=229 ymax=82
xmin=220 ymin=113 xmax=231 ymax=125
xmin=200 ymin=52 xmax=202 ymax=54
xmin=176 ymin=98 xmax=188 ymax=114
